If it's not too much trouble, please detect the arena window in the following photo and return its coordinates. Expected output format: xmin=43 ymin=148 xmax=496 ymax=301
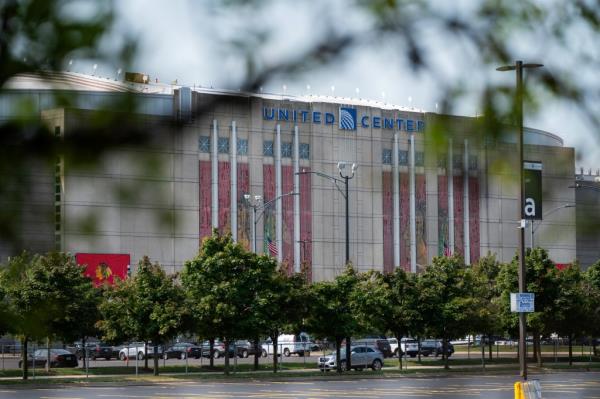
xmin=237 ymin=138 xmax=248 ymax=155
xmin=382 ymin=149 xmax=392 ymax=165
xmin=281 ymin=142 xmax=292 ymax=158
xmin=300 ymin=143 xmax=310 ymax=160
xmin=263 ymin=140 xmax=274 ymax=156
xmin=218 ymin=137 xmax=229 ymax=154
xmin=198 ymin=136 xmax=210 ymax=153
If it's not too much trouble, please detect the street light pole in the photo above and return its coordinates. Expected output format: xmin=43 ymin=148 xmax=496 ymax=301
xmin=297 ymin=162 xmax=357 ymax=266
xmin=497 ymin=60 xmax=543 ymax=381
xmin=244 ymin=191 xmax=298 ymax=256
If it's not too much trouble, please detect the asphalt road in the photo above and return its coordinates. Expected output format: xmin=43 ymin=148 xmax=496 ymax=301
xmin=1 ymin=372 xmax=600 ymax=399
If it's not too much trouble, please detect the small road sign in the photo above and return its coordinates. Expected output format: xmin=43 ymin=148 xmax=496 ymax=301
xmin=510 ymin=293 xmax=535 ymax=313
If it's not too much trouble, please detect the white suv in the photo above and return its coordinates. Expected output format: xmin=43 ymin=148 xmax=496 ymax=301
xmin=118 ymin=343 xmax=160 ymax=360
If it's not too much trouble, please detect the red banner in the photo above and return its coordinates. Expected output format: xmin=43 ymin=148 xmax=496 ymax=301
xmin=75 ymin=253 xmax=130 ymax=286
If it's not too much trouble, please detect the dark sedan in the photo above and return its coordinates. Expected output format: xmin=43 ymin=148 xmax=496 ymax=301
xmin=161 ymin=346 xmax=184 ymax=359
xmin=233 ymin=340 xmax=262 ymax=358
xmin=69 ymin=342 xmax=117 ymax=360
xmin=170 ymin=343 xmax=202 ymax=359
xmin=19 ymin=349 xmax=78 ymax=368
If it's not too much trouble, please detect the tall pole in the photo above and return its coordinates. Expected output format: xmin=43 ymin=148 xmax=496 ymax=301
xmin=345 ymin=176 xmax=349 ymax=265
xmin=516 ymin=60 xmax=527 ymax=381
xmin=251 ymin=207 xmax=257 ymax=253
xmin=497 ymin=60 xmax=542 ymax=381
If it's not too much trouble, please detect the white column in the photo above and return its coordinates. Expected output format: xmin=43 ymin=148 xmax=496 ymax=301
xmin=393 ymin=131 xmax=400 ymax=269
xmin=275 ymin=124 xmax=283 ymax=263
xmin=409 ymin=133 xmax=417 ymax=273
xmin=448 ymin=139 xmax=454 ymax=254
xmin=463 ymin=139 xmax=471 ymax=265
xmin=293 ymin=126 xmax=301 ymax=272
xmin=231 ymin=121 xmax=238 ymax=242
xmin=211 ymin=119 xmax=219 ymax=230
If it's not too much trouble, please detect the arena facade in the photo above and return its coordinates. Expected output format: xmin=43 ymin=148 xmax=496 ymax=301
xmin=1 ymin=72 xmax=576 ymax=280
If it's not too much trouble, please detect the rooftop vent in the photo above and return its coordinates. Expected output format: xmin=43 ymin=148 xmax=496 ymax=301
xmin=124 ymin=72 xmax=149 ymax=84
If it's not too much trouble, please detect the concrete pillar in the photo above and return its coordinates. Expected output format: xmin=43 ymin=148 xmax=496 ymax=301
xmin=230 ymin=121 xmax=237 ymax=241
xmin=275 ymin=124 xmax=283 ymax=263
xmin=293 ymin=126 xmax=301 ymax=272
xmin=409 ymin=133 xmax=417 ymax=273
xmin=211 ymin=119 xmax=218 ymax=229
xmin=464 ymin=139 xmax=471 ymax=265
xmin=393 ymin=131 xmax=400 ymax=269
xmin=448 ymin=139 xmax=454 ymax=254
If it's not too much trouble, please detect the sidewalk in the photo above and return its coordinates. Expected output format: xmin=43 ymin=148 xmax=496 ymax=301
xmin=2 ymin=360 xmax=598 ymax=385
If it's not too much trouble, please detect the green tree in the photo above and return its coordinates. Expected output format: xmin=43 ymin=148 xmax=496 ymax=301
xmin=498 ymin=248 xmax=560 ymax=366
xmin=98 ymin=256 xmax=184 ymax=376
xmin=418 ymin=255 xmax=475 ymax=369
xmin=0 ymin=252 xmax=97 ymax=378
xmin=351 ymin=269 xmax=420 ymax=369
xmin=181 ymin=231 xmax=272 ymax=375
xmin=251 ymin=268 xmax=310 ymax=372
xmin=471 ymin=253 xmax=504 ymax=361
xmin=305 ymin=265 xmax=361 ymax=373
xmin=584 ymin=262 xmax=600 ymax=356
xmin=553 ymin=264 xmax=587 ymax=365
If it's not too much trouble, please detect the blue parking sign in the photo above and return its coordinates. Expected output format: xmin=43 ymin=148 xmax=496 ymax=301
xmin=510 ymin=293 xmax=535 ymax=313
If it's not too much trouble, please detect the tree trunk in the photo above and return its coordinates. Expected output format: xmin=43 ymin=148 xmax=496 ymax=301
xmin=46 ymin=337 xmax=50 ymax=372
xmin=568 ymin=334 xmax=573 ymax=366
xmin=533 ymin=334 xmax=543 ymax=367
xmin=345 ymin=336 xmax=351 ymax=370
xmin=443 ymin=337 xmax=449 ymax=370
xmin=396 ymin=332 xmax=403 ymax=370
xmin=253 ymin=336 xmax=260 ymax=371
xmin=487 ymin=334 xmax=493 ymax=360
xmin=335 ymin=336 xmax=342 ymax=373
xmin=272 ymin=335 xmax=278 ymax=373
xmin=153 ymin=344 xmax=159 ymax=376
xmin=144 ymin=341 xmax=149 ymax=370
xmin=21 ymin=337 xmax=28 ymax=380
xmin=81 ymin=336 xmax=86 ymax=369
xmin=209 ymin=338 xmax=215 ymax=368
xmin=417 ymin=337 xmax=422 ymax=363
xmin=224 ymin=340 xmax=230 ymax=375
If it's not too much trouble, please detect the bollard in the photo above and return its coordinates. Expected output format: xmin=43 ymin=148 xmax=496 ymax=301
xmin=514 ymin=381 xmax=524 ymax=399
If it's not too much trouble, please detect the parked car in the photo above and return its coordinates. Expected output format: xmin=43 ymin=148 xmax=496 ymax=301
xmin=388 ymin=338 xmax=400 ymax=357
xmin=401 ymin=338 xmax=420 ymax=357
xmin=161 ymin=346 xmax=184 ymax=360
xmin=261 ymin=333 xmax=315 ymax=357
xmin=318 ymin=346 xmax=383 ymax=372
xmin=233 ymin=340 xmax=262 ymax=358
xmin=420 ymin=339 xmax=454 ymax=357
xmin=200 ymin=340 xmax=235 ymax=359
xmin=69 ymin=341 xmax=118 ymax=360
xmin=19 ymin=349 xmax=78 ymax=368
xmin=352 ymin=336 xmax=392 ymax=358
xmin=169 ymin=342 xmax=201 ymax=359
xmin=18 ymin=351 xmax=47 ymax=368
xmin=118 ymin=343 xmax=160 ymax=360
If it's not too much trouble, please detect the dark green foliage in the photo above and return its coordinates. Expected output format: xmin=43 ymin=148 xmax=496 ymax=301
xmin=98 ymin=256 xmax=184 ymax=376
xmin=418 ymin=255 xmax=476 ymax=369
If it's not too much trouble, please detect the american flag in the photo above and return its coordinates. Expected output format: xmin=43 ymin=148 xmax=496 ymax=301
xmin=443 ymin=241 xmax=451 ymax=257
xmin=267 ymin=238 xmax=278 ymax=257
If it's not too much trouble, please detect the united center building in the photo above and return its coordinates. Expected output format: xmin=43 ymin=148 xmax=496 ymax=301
xmin=1 ymin=72 xmax=576 ymax=279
